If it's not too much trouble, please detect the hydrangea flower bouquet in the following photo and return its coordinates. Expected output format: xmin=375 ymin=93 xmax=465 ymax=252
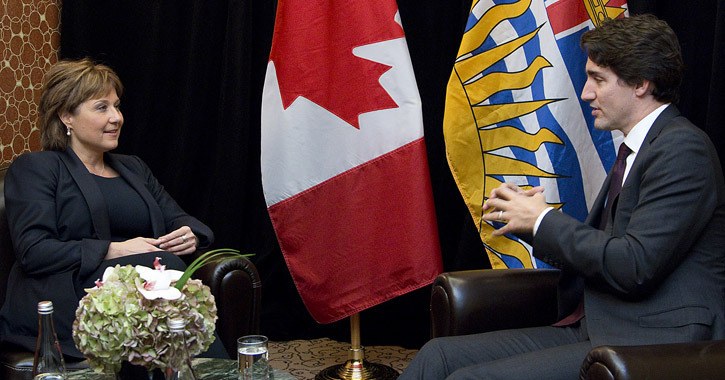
xmin=72 ymin=249 xmax=244 ymax=373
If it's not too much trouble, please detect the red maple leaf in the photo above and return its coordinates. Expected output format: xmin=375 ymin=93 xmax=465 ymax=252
xmin=270 ymin=0 xmax=404 ymax=129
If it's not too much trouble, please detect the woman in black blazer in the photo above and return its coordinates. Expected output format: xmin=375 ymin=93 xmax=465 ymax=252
xmin=0 ymin=59 xmax=214 ymax=359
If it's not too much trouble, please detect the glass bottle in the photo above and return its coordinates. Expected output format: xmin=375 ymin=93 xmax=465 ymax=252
xmin=32 ymin=301 xmax=66 ymax=380
xmin=164 ymin=318 xmax=197 ymax=380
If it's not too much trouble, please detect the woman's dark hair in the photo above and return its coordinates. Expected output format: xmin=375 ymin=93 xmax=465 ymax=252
xmin=581 ymin=14 xmax=683 ymax=103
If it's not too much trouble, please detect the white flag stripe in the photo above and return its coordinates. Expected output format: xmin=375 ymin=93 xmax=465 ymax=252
xmin=261 ymin=37 xmax=423 ymax=206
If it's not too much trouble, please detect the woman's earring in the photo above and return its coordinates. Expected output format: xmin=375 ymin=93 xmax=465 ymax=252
xmin=66 ymin=128 xmax=71 ymax=136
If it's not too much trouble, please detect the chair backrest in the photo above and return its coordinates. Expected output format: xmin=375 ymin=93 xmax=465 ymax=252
xmin=0 ymin=168 xmax=13 ymax=309
xmin=194 ymin=256 xmax=262 ymax=359
xmin=430 ymin=269 xmax=560 ymax=338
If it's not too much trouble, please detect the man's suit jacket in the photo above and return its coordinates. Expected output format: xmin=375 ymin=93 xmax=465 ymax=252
xmin=0 ymin=148 xmax=213 ymax=357
xmin=534 ymin=105 xmax=725 ymax=347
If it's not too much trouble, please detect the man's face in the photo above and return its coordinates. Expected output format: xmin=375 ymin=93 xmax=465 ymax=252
xmin=580 ymin=59 xmax=639 ymax=136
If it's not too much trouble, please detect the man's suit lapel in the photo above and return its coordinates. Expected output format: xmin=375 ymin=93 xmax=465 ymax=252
xmin=623 ymin=105 xmax=680 ymax=189
xmin=588 ymin=105 xmax=681 ymax=231
xmin=587 ymin=175 xmax=611 ymax=228
xmin=59 ymin=149 xmax=112 ymax=240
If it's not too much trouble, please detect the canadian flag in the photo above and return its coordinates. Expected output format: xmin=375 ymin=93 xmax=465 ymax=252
xmin=261 ymin=0 xmax=442 ymax=323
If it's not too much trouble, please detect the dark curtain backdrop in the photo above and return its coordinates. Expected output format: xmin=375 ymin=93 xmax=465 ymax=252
xmin=59 ymin=0 xmax=724 ymax=349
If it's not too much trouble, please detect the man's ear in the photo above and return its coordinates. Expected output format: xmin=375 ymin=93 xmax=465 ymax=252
xmin=634 ymin=79 xmax=653 ymax=97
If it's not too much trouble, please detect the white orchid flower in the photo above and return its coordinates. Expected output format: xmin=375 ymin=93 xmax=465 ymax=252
xmin=134 ymin=257 xmax=185 ymax=300
xmin=87 ymin=266 xmax=121 ymax=290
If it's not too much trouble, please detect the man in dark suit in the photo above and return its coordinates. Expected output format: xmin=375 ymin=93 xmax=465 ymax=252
xmin=399 ymin=14 xmax=725 ymax=380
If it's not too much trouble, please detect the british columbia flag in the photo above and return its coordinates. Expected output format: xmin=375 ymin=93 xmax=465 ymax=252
xmin=444 ymin=0 xmax=628 ymax=268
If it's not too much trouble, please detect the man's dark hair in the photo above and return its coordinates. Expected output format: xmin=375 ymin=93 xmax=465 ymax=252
xmin=581 ymin=14 xmax=683 ymax=103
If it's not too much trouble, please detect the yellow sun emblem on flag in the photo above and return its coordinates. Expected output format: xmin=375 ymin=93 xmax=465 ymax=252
xmin=443 ymin=0 xmax=625 ymax=268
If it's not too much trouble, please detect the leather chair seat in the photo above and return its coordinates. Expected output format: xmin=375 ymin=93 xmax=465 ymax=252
xmin=430 ymin=269 xmax=725 ymax=379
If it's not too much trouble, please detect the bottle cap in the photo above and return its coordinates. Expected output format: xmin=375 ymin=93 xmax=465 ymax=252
xmin=37 ymin=301 xmax=53 ymax=314
xmin=167 ymin=318 xmax=185 ymax=331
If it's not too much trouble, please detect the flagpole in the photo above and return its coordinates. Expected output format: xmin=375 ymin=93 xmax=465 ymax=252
xmin=315 ymin=313 xmax=400 ymax=380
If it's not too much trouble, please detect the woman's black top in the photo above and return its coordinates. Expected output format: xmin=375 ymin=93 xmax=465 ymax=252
xmin=93 ymin=175 xmax=153 ymax=240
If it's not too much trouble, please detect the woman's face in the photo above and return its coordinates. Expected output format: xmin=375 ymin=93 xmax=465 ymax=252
xmin=62 ymin=89 xmax=123 ymax=157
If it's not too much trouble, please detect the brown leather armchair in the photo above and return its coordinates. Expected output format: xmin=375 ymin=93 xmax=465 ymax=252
xmin=0 ymin=167 xmax=262 ymax=380
xmin=430 ymin=269 xmax=725 ymax=379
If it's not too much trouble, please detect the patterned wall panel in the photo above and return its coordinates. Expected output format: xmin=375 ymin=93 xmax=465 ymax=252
xmin=0 ymin=0 xmax=60 ymax=170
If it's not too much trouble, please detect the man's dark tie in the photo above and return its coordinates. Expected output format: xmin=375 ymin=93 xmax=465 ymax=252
xmin=598 ymin=142 xmax=632 ymax=230
xmin=553 ymin=142 xmax=631 ymax=327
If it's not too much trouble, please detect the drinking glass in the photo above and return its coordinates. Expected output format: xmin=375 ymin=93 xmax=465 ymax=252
xmin=237 ymin=335 xmax=269 ymax=380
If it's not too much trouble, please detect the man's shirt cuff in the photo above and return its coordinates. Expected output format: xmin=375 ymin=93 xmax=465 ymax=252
xmin=533 ymin=207 xmax=555 ymax=236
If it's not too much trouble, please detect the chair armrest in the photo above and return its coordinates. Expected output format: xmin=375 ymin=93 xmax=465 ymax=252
xmin=193 ymin=256 xmax=261 ymax=359
xmin=430 ymin=269 xmax=560 ymax=338
xmin=581 ymin=340 xmax=725 ymax=380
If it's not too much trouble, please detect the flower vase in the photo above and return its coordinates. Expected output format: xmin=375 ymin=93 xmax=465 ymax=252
xmin=163 ymin=355 xmax=197 ymax=379
xmin=164 ymin=366 xmax=193 ymax=380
